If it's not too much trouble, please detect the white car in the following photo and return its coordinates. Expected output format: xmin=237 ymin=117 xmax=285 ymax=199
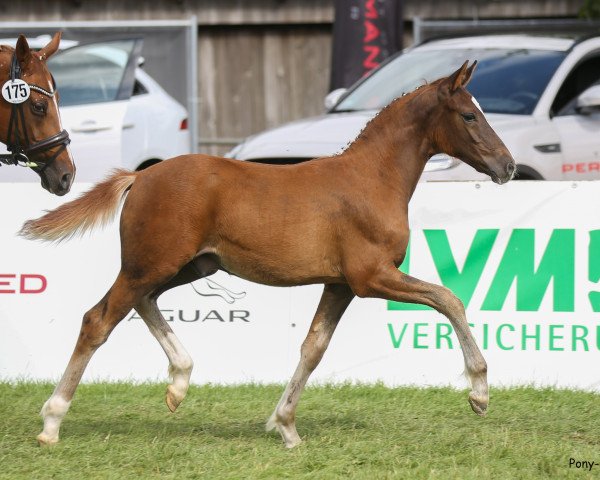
xmin=1 ymin=36 xmax=190 ymax=182
xmin=229 ymin=35 xmax=600 ymax=181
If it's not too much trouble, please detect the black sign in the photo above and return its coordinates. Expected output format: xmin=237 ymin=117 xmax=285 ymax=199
xmin=330 ymin=0 xmax=403 ymax=90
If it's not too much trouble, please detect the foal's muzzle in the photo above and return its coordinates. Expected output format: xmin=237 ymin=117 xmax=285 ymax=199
xmin=490 ymin=157 xmax=516 ymax=185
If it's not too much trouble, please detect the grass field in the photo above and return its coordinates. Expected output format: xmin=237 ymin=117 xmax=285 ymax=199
xmin=0 ymin=383 xmax=599 ymax=479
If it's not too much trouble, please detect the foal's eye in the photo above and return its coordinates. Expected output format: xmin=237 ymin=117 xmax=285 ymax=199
xmin=461 ymin=112 xmax=476 ymax=123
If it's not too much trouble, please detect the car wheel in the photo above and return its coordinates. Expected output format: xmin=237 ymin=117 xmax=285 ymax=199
xmin=136 ymin=159 xmax=161 ymax=171
xmin=514 ymin=165 xmax=544 ymax=180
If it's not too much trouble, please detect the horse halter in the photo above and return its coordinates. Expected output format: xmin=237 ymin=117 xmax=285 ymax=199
xmin=0 ymin=51 xmax=70 ymax=172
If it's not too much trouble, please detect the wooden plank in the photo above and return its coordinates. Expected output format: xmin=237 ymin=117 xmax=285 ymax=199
xmin=199 ymin=26 xmax=331 ymax=156
xmin=0 ymin=1 xmax=582 ymax=25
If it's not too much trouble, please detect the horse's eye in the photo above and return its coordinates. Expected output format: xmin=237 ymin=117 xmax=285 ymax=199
xmin=32 ymin=102 xmax=47 ymax=115
xmin=461 ymin=112 xmax=476 ymax=122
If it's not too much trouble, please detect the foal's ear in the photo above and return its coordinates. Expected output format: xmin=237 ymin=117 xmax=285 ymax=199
xmin=448 ymin=61 xmax=470 ymax=92
xmin=15 ymin=34 xmax=32 ymax=66
xmin=37 ymin=32 xmax=62 ymax=61
xmin=439 ymin=61 xmax=476 ymax=100
xmin=462 ymin=60 xmax=477 ymax=87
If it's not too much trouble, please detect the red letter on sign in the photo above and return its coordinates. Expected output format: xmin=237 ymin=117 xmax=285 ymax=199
xmin=0 ymin=274 xmax=16 ymax=293
xmin=365 ymin=0 xmax=378 ymax=19
xmin=363 ymin=45 xmax=381 ymax=70
xmin=562 ymin=164 xmax=573 ymax=173
xmin=20 ymin=274 xmax=47 ymax=294
xmin=364 ymin=20 xmax=380 ymax=43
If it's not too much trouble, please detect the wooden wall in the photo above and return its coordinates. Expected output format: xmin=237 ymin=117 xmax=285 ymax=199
xmin=0 ymin=0 xmax=584 ymax=155
xmin=197 ymin=25 xmax=332 ymax=154
xmin=0 ymin=0 xmax=582 ymax=24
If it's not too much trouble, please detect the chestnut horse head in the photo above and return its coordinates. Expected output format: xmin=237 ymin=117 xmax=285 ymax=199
xmin=432 ymin=61 xmax=515 ymax=184
xmin=0 ymin=32 xmax=75 ymax=195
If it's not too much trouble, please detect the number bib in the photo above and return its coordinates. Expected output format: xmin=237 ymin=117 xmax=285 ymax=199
xmin=2 ymin=79 xmax=31 ymax=104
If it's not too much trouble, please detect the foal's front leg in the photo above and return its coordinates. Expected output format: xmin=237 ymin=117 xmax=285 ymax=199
xmin=354 ymin=265 xmax=488 ymax=415
xmin=135 ymin=296 xmax=193 ymax=412
xmin=267 ymin=283 xmax=354 ymax=448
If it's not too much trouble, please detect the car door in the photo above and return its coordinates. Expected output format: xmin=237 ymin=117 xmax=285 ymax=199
xmin=48 ymin=38 xmax=143 ymax=182
xmin=554 ymin=110 xmax=600 ymax=179
xmin=550 ymin=53 xmax=600 ymax=180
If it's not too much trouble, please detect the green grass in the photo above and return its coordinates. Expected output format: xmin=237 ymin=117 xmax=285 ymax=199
xmin=0 ymin=383 xmax=599 ymax=479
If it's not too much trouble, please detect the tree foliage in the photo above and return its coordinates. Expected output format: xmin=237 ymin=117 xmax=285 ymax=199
xmin=579 ymin=0 xmax=600 ymax=18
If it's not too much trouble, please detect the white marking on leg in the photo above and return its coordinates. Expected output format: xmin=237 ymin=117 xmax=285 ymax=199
xmin=164 ymin=332 xmax=193 ymax=411
xmin=37 ymin=352 xmax=93 ymax=445
xmin=37 ymin=395 xmax=71 ymax=445
xmin=136 ymin=299 xmax=193 ymax=412
xmin=267 ymin=284 xmax=354 ymax=448
xmin=266 ymin=369 xmax=305 ymax=448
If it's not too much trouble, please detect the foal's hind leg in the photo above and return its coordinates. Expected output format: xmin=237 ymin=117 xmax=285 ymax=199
xmin=354 ymin=266 xmax=488 ymax=415
xmin=267 ymin=283 xmax=354 ymax=448
xmin=37 ymin=274 xmax=141 ymax=446
xmin=135 ymin=296 xmax=193 ymax=413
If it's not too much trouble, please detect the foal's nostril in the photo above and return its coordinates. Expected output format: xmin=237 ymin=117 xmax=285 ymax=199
xmin=506 ymin=162 xmax=516 ymax=176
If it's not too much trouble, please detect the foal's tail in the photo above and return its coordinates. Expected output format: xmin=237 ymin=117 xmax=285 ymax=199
xmin=19 ymin=169 xmax=138 ymax=242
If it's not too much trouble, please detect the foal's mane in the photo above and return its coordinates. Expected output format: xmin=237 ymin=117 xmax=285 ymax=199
xmin=342 ymin=80 xmax=439 ymax=155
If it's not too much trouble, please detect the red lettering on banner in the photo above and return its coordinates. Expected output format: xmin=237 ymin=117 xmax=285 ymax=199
xmin=590 ymin=162 xmax=600 ymax=172
xmin=20 ymin=274 xmax=47 ymax=294
xmin=364 ymin=20 xmax=380 ymax=43
xmin=576 ymin=163 xmax=586 ymax=173
xmin=562 ymin=164 xmax=573 ymax=173
xmin=365 ymin=0 xmax=378 ymax=19
xmin=0 ymin=274 xmax=16 ymax=293
xmin=363 ymin=45 xmax=381 ymax=70
xmin=0 ymin=273 xmax=47 ymax=294
xmin=362 ymin=0 xmax=381 ymax=74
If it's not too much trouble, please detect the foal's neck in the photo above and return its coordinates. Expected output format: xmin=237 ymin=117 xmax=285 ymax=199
xmin=343 ymin=86 xmax=438 ymax=200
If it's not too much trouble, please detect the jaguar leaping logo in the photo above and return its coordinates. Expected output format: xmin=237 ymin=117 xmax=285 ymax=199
xmin=190 ymin=278 xmax=246 ymax=304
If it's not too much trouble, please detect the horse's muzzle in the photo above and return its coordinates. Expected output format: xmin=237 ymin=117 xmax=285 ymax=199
xmin=41 ymin=171 xmax=73 ymax=196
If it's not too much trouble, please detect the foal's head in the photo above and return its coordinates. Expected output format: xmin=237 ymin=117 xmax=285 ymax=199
xmin=0 ymin=33 xmax=75 ymax=195
xmin=433 ymin=61 xmax=515 ymax=184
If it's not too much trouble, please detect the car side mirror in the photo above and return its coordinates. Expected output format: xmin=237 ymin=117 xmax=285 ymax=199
xmin=575 ymin=84 xmax=600 ymax=115
xmin=324 ymin=88 xmax=347 ymax=110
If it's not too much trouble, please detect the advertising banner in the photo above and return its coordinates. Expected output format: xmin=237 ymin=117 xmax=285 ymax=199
xmin=330 ymin=0 xmax=402 ymax=90
xmin=0 ymin=181 xmax=599 ymax=390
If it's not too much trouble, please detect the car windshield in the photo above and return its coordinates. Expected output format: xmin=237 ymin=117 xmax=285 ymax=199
xmin=48 ymin=40 xmax=135 ymax=107
xmin=334 ymin=47 xmax=566 ymax=115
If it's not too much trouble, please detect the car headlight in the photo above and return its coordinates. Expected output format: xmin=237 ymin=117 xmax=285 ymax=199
xmin=424 ymin=153 xmax=459 ymax=172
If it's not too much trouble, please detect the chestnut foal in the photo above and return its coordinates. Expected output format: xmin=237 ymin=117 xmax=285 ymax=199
xmin=22 ymin=61 xmax=515 ymax=448
xmin=0 ymin=33 xmax=74 ymax=195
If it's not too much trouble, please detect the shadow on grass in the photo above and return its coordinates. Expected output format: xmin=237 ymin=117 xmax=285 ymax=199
xmin=59 ymin=409 xmax=374 ymax=444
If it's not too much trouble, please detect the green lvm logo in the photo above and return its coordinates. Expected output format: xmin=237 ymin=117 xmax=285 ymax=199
xmin=386 ymin=229 xmax=600 ymax=352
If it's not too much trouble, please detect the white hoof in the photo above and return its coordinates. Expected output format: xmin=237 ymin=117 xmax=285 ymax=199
xmin=37 ymin=432 xmax=59 ymax=446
